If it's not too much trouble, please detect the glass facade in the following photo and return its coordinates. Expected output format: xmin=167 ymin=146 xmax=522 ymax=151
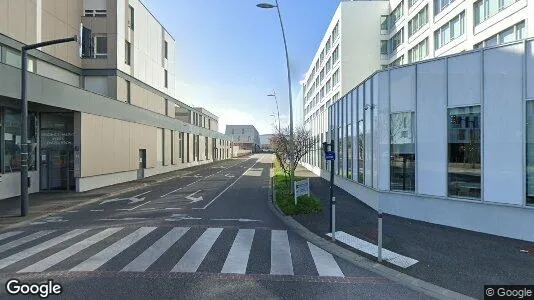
xmin=346 ymin=93 xmax=353 ymax=179
xmin=390 ymin=112 xmax=416 ymax=191
xmin=2 ymin=108 xmax=38 ymax=173
xmin=357 ymin=91 xmax=365 ymax=184
xmin=526 ymin=102 xmax=534 ymax=205
xmin=447 ymin=106 xmax=481 ymax=199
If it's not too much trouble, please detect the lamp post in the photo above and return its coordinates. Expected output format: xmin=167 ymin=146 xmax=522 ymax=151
xmin=20 ymin=36 xmax=77 ymax=217
xmin=257 ymin=0 xmax=295 ymax=193
xmin=267 ymin=92 xmax=281 ymax=132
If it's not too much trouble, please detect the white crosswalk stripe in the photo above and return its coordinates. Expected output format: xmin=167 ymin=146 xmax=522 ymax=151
xmin=0 ymin=231 xmax=23 ymax=242
xmin=0 ymin=227 xmax=346 ymax=277
xmin=71 ymin=227 xmax=156 ymax=272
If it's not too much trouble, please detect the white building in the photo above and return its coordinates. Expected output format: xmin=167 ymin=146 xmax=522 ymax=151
xmin=225 ymin=125 xmax=260 ymax=152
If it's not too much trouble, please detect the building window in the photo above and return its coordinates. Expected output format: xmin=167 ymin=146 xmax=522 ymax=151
xmin=332 ymin=46 xmax=339 ymax=64
xmin=320 ymin=50 xmax=325 ymax=63
xmin=326 ymin=58 xmax=332 ymax=74
xmin=164 ymin=40 xmax=168 ymax=59
xmin=389 ymin=55 xmax=404 ymax=67
xmin=474 ymin=21 xmax=525 ymax=49
xmin=326 ymin=36 xmax=332 ymax=53
xmin=346 ymin=96 xmax=353 ymax=179
xmin=332 ymin=69 xmax=340 ymax=86
xmin=94 ymin=35 xmax=108 ymax=58
xmin=126 ymin=80 xmax=131 ymax=103
xmin=125 ymin=41 xmax=131 ymax=65
xmin=408 ymin=38 xmax=429 ymax=63
xmin=474 ymin=0 xmax=518 ymax=25
xmin=435 ymin=0 xmax=457 ymax=15
xmin=434 ymin=11 xmax=465 ymax=49
xmin=408 ymin=5 xmax=428 ymax=37
xmin=332 ymin=21 xmax=340 ymax=41
xmin=380 ymin=15 xmax=389 ymax=31
xmin=390 ymin=112 xmax=416 ymax=192
xmin=389 ymin=1 xmax=404 ymax=27
xmin=409 ymin=0 xmax=422 ymax=8
xmin=3 ymin=109 xmax=37 ymax=172
xmin=84 ymin=9 xmax=107 ymax=17
xmin=448 ymin=106 xmax=481 ymax=199
xmin=526 ymin=101 xmax=534 ymax=205
xmin=164 ymin=70 xmax=168 ymax=88
xmin=389 ymin=28 xmax=404 ymax=53
xmin=326 ymin=79 xmax=332 ymax=93
xmin=320 ymin=68 xmax=325 ymax=82
xmin=380 ymin=40 xmax=388 ymax=55
xmin=128 ymin=5 xmax=134 ymax=29
xmin=357 ymin=102 xmax=364 ymax=184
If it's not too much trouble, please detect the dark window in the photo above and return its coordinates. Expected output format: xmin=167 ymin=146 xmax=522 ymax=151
xmin=3 ymin=109 xmax=38 ymax=172
xmin=164 ymin=41 xmax=168 ymax=59
xmin=126 ymin=80 xmax=131 ymax=103
xmin=390 ymin=112 xmax=416 ymax=192
xmin=125 ymin=41 xmax=131 ymax=65
xmin=164 ymin=70 xmax=168 ymax=88
xmin=128 ymin=5 xmax=135 ymax=29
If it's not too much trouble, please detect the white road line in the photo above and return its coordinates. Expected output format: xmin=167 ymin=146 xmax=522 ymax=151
xmin=131 ymin=190 xmax=151 ymax=198
xmin=70 ymin=227 xmax=156 ymax=272
xmin=116 ymin=201 xmax=152 ymax=211
xmin=160 ymin=158 xmax=254 ymax=198
xmin=221 ymin=229 xmax=255 ymax=274
xmin=18 ymin=228 xmax=123 ymax=273
xmin=0 ymin=231 xmax=23 ymax=242
xmin=171 ymin=228 xmax=223 ymax=273
xmin=270 ymin=230 xmax=293 ymax=275
xmin=193 ymin=158 xmax=262 ymax=210
xmin=0 ymin=231 xmax=55 ymax=254
xmin=90 ymin=210 xmax=104 ymax=212
xmin=0 ymin=229 xmax=90 ymax=270
xmin=326 ymin=231 xmax=418 ymax=268
xmin=122 ymin=227 xmax=190 ymax=272
xmin=307 ymin=242 xmax=344 ymax=277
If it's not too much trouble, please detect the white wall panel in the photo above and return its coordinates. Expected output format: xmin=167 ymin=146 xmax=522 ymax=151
xmin=83 ymin=0 xmax=106 ymax=10
xmin=84 ymin=76 xmax=108 ymax=97
xmin=483 ymin=44 xmax=524 ymax=205
xmin=527 ymin=40 xmax=534 ymax=99
xmin=377 ymin=72 xmax=390 ymax=191
xmin=390 ymin=66 xmax=415 ymax=113
xmin=417 ymin=60 xmax=447 ymax=197
xmin=448 ymin=52 xmax=482 ymax=107
xmin=364 ymin=80 xmax=373 ymax=187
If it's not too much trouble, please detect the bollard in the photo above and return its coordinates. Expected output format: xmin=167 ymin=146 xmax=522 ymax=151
xmin=331 ymin=196 xmax=336 ymax=241
xmin=377 ymin=211 xmax=383 ymax=262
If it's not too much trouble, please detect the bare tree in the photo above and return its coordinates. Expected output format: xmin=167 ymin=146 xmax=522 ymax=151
xmin=270 ymin=125 xmax=314 ymax=187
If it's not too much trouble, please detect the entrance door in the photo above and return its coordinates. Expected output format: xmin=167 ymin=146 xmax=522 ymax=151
xmin=40 ymin=150 xmax=74 ymax=190
xmin=137 ymin=149 xmax=146 ymax=179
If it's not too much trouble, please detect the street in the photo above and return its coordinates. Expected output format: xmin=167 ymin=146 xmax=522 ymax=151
xmin=0 ymin=155 xmax=428 ymax=299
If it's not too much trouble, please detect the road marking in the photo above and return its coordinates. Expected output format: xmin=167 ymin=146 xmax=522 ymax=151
xmin=71 ymin=227 xmax=156 ymax=272
xmin=122 ymin=227 xmax=190 ymax=272
xmin=221 ymin=229 xmax=254 ymax=274
xmin=245 ymin=168 xmax=263 ymax=177
xmin=211 ymin=218 xmax=261 ymax=222
xmin=101 ymin=191 xmax=151 ymax=205
xmin=116 ymin=201 xmax=152 ymax=211
xmin=307 ymin=242 xmax=344 ymax=277
xmin=0 ymin=231 xmax=55 ymax=254
xmin=224 ymin=173 xmax=235 ymax=178
xmin=171 ymin=228 xmax=223 ymax=273
xmin=0 ymin=231 xmax=23 ymax=242
xmin=326 ymin=231 xmax=418 ymax=268
xmin=0 ymin=229 xmax=90 ymax=270
xmin=270 ymin=230 xmax=293 ymax=275
xmin=193 ymin=158 xmax=261 ymax=210
xmin=185 ymin=190 xmax=203 ymax=203
xmin=29 ymin=216 xmax=68 ymax=225
xmin=90 ymin=210 xmax=104 ymax=212
xmin=165 ymin=214 xmax=202 ymax=222
xmin=18 ymin=228 xmax=123 ymax=273
xmin=99 ymin=218 xmax=148 ymax=221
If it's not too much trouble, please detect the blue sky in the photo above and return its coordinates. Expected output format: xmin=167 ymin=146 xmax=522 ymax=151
xmin=142 ymin=0 xmax=340 ymax=134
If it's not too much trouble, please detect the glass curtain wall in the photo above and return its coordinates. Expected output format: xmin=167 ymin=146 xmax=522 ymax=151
xmin=357 ymin=89 xmax=365 ymax=183
xmin=346 ymin=93 xmax=353 ymax=179
xmin=526 ymin=101 xmax=534 ymax=205
xmin=447 ymin=106 xmax=481 ymax=199
xmin=337 ymin=101 xmax=342 ymax=176
xmin=390 ymin=112 xmax=416 ymax=191
xmin=3 ymin=108 xmax=38 ymax=173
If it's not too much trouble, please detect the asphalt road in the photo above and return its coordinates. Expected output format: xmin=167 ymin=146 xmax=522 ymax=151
xmin=0 ymin=154 xmax=429 ymax=300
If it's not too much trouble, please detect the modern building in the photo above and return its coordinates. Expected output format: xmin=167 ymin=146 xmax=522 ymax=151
xmin=303 ymin=38 xmax=534 ymax=242
xmin=260 ymin=134 xmax=274 ymax=150
xmin=302 ymin=0 xmax=533 ymax=171
xmin=225 ymin=125 xmax=260 ymax=153
xmin=0 ymin=0 xmax=235 ymax=200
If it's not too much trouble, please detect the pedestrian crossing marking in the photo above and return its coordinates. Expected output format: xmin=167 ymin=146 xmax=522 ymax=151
xmin=0 ymin=231 xmax=23 ymax=242
xmin=71 ymin=227 xmax=156 ymax=272
xmin=0 ymin=227 xmax=346 ymax=278
xmin=171 ymin=228 xmax=223 ymax=273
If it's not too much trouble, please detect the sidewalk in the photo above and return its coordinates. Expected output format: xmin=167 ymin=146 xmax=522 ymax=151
xmin=292 ymin=165 xmax=534 ymax=299
xmin=0 ymin=159 xmax=235 ymax=228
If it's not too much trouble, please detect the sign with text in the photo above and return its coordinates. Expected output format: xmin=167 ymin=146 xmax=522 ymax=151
xmin=294 ymin=178 xmax=310 ymax=202
xmin=325 ymin=151 xmax=336 ymax=161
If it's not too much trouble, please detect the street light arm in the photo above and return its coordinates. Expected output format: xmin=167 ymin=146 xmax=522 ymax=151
xmin=23 ymin=36 xmax=78 ymax=51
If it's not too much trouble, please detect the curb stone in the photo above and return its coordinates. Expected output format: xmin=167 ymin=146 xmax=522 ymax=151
xmin=268 ymin=168 xmax=475 ymax=300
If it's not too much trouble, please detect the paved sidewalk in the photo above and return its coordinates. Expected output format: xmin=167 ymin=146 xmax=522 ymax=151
xmin=292 ymin=165 xmax=534 ymax=299
xmin=0 ymin=159 xmax=235 ymax=228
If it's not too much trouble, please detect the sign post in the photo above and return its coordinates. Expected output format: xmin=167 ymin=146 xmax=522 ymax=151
xmin=294 ymin=178 xmax=310 ymax=205
xmin=323 ymin=140 xmax=336 ymax=241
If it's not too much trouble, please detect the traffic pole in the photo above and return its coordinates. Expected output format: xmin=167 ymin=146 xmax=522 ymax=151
xmin=377 ymin=210 xmax=383 ymax=262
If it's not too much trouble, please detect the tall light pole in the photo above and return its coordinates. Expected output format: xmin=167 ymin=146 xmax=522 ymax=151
xmin=257 ymin=0 xmax=295 ymax=193
xmin=267 ymin=92 xmax=281 ymax=132
xmin=20 ymin=36 xmax=78 ymax=217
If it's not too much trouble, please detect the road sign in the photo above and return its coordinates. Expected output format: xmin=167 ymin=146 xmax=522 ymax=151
xmin=294 ymin=178 xmax=310 ymax=203
xmin=325 ymin=151 xmax=336 ymax=161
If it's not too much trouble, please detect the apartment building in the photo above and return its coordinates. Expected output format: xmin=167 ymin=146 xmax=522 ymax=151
xmin=225 ymin=125 xmax=260 ymax=153
xmin=0 ymin=0 xmax=235 ymax=199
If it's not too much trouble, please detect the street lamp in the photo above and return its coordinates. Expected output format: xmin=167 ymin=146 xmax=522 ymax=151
xmin=257 ymin=0 xmax=295 ymax=194
xmin=20 ymin=36 xmax=78 ymax=217
xmin=267 ymin=92 xmax=281 ymax=132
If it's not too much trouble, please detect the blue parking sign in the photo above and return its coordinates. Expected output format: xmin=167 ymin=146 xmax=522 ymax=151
xmin=325 ymin=151 xmax=336 ymax=161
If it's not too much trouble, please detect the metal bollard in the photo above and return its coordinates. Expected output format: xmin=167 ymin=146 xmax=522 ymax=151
xmin=331 ymin=196 xmax=336 ymax=241
xmin=377 ymin=211 xmax=383 ymax=262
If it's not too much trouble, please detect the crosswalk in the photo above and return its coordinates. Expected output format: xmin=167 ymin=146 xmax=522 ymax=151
xmin=0 ymin=227 xmax=346 ymax=277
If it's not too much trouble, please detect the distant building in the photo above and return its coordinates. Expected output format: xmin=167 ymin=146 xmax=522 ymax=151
xmin=260 ymin=134 xmax=274 ymax=149
xmin=225 ymin=125 xmax=261 ymax=153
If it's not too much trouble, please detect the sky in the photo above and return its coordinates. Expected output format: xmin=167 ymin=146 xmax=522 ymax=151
xmin=142 ymin=0 xmax=340 ymax=134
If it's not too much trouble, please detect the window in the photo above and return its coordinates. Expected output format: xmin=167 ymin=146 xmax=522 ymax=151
xmin=326 ymin=58 xmax=332 ymax=73
xmin=408 ymin=38 xmax=429 ymax=63
xmin=357 ymin=96 xmax=364 ymax=183
xmin=84 ymin=9 xmax=107 ymax=17
xmin=475 ymin=21 xmax=526 ymax=49
xmin=448 ymin=106 xmax=481 ymax=199
xmin=408 ymin=5 xmax=428 ymax=37
xmin=320 ymin=69 xmax=325 ymax=82
xmin=126 ymin=80 xmax=131 ymax=103
xmin=390 ymin=112 xmax=416 ymax=191
xmin=94 ymin=35 xmax=107 ymax=58
xmin=380 ymin=15 xmax=389 ymax=31
xmin=474 ymin=0 xmax=519 ymax=25
xmin=389 ymin=28 xmax=404 ymax=53
xmin=242 ymin=129 xmax=245 ymax=134
xmin=164 ymin=70 xmax=168 ymax=88
xmin=3 ymin=109 xmax=37 ymax=172
xmin=125 ymin=41 xmax=131 ymax=65
xmin=409 ymin=0 xmax=422 ymax=8
xmin=332 ymin=69 xmax=340 ymax=86
xmin=346 ymin=96 xmax=353 ymax=179
xmin=326 ymin=36 xmax=332 ymax=53
xmin=435 ymin=0 xmax=457 ymax=15
xmin=389 ymin=55 xmax=404 ymax=67
xmin=128 ymin=5 xmax=134 ymax=29
xmin=434 ymin=11 xmax=465 ymax=49
xmin=320 ymin=87 xmax=325 ymax=99
xmin=332 ymin=46 xmax=339 ymax=64
xmin=332 ymin=21 xmax=340 ymax=41
xmin=164 ymin=41 xmax=168 ymax=59
xmin=527 ymin=101 xmax=534 ymax=205
xmin=326 ymin=79 xmax=332 ymax=93
xmin=381 ymin=40 xmax=388 ymax=55
xmin=389 ymin=1 xmax=404 ymax=27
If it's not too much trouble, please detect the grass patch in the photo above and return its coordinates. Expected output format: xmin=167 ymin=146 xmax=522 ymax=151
xmin=273 ymin=160 xmax=322 ymax=215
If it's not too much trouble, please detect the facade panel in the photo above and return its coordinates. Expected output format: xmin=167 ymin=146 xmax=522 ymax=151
xmin=447 ymin=52 xmax=482 ymax=107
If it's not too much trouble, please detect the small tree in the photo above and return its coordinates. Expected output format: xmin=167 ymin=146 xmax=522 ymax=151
xmin=270 ymin=125 xmax=314 ymax=187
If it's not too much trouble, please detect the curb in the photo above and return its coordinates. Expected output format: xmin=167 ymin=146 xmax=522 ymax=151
xmin=268 ymin=171 xmax=474 ymax=300
xmin=1 ymin=158 xmax=241 ymax=232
